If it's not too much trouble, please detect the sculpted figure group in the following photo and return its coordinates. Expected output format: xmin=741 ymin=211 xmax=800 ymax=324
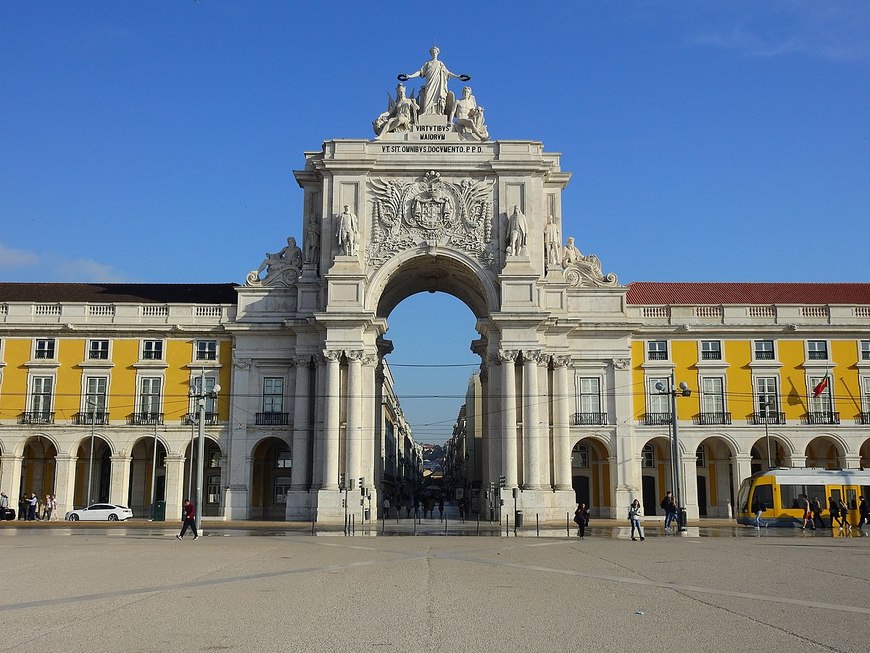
xmin=373 ymin=47 xmax=489 ymax=141
xmin=256 ymin=237 xmax=302 ymax=280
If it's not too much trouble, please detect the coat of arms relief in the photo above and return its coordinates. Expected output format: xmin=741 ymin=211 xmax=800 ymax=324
xmin=365 ymin=171 xmax=497 ymax=271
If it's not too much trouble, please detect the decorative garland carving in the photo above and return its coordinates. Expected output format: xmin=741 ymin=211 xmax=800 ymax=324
xmin=366 ymin=171 xmax=496 ymax=270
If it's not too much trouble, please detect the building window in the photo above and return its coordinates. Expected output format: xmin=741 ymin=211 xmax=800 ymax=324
xmin=276 ymin=451 xmax=292 ymax=469
xmin=808 ymin=375 xmax=833 ymax=412
xmin=195 ymin=340 xmax=218 ymax=361
xmin=30 ymin=376 xmax=53 ymax=415
xmin=647 ymin=341 xmax=668 ymax=361
xmin=571 ymin=442 xmax=589 ymax=468
xmin=701 ymin=340 xmax=722 ymax=361
xmin=141 ymin=340 xmax=163 ymax=360
xmin=807 ymin=340 xmax=828 ymax=361
xmin=85 ymin=377 xmax=108 ymax=415
xmin=754 ymin=340 xmax=775 ymax=361
xmin=263 ymin=377 xmax=284 ymax=413
xmin=88 ymin=340 xmax=109 ymax=360
xmin=755 ymin=377 xmax=779 ymax=414
xmin=139 ymin=378 xmax=162 ymax=416
xmin=701 ymin=377 xmax=725 ymax=415
xmin=577 ymin=377 xmax=601 ymax=414
xmin=861 ymin=340 xmax=870 ymax=361
xmin=863 ymin=377 xmax=870 ymax=412
xmin=207 ymin=476 xmax=221 ymax=504
xmin=696 ymin=445 xmax=706 ymax=468
xmin=274 ymin=477 xmax=291 ymax=503
xmin=642 ymin=443 xmax=655 ymax=468
xmin=190 ymin=376 xmax=218 ymax=416
xmin=647 ymin=377 xmax=670 ymax=414
xmin=34 ymin=339 xmax=56 ymax=359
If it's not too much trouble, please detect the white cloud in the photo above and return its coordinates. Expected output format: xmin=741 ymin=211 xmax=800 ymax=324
xmin=0 ymin=242 xmax=39 ymax=269
xmin=52 ymin=257 xmax=126 ymax=282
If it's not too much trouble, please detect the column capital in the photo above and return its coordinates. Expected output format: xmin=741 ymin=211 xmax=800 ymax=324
xmin=292 ymin=354 xmax=313 ymax=367
xmin=346 ymin=349 xmax=365 ymax=362
xmin=552 ymin=355 xmax=571 ymax=369
xmin=323 ymin=349 xmax=342 ymax=362
xmin=496 ymin=349 xmax=520 ymax=364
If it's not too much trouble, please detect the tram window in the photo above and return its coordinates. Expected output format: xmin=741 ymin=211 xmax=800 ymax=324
xmin=806 ymin=485 xmax=824 ymax=503
xmin=752 ymin=485 xmax=773 ymax=510
xmin=846 ymin=488 xmax=857 ymax=509
xmin=780 ymin=484 xmax=802 ymax=509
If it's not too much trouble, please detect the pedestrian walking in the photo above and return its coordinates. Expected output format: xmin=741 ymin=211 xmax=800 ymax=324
xmin=438 ymin=497 xmax=444 ymax=521
xmin=382 ymin=497 xmax=391 ymax=520
xmin=829 ymin=495 xmax=844 ymax=530
xmin=628 ymin=499 xmax=645 ymax=541
xmin=176 ymin=499 xmax=199 ymax=540
xmin=799 ymin=494 xmax=815 ymax=530
xmin=810 ymin=496 xmax=825 ymax=529
xmin=858 ymin=495 xmax=869 ymax=536
xmin=18 ymin=496 xmax=27 ymax=521
xmin=838 ymin=499 xmax=852 ymax=533
xmin=49 ymin=495 xmax=60 ymax=521
xmin=752 ymin=494 xmax=768 ymax=528
xmin=41 ymin=494 xmax=53 ymax=521
xmin=574 ymin=502 xmax=589 ymax=539
xmin=27 ymin=493 xmax=38 ymax=521
xmin=661 ymin=491 xmax=678 ymax=531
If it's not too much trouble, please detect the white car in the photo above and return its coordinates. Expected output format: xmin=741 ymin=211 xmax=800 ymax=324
xmin=65 ymin=503 xmax=133 ymax=522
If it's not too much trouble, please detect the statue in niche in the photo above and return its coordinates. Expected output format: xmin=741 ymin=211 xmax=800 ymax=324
xmin=505 ymin=205 xmax=528 ymax=256
xmin=373 ymin=84 xmax=419 ymax=139
xmin=544 ymin=214 xmax=562 ymax=270
xmin=398 ymin=46 xmax=470 ymax=116
xmin=335 ymin=205 xmax=359 ymax=256
xmin=449 ymin=87 xmax=489 ymax=141
xmin=304 ymin=214 xmax=321 ymax=264
xmin=256 ymin=236 xmax=302 ymax=279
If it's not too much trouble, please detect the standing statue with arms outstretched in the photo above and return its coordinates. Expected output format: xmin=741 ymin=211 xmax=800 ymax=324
xmin=399 ymin=46 xmax=470 ymax=116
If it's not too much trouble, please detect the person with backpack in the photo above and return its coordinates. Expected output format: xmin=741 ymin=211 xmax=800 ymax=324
xmin=858 ymin=495 xmax=869 ymax=536
xmin=661 ymin=491 xmax=678 ymax=531
xmin=573 ymin=502 xmax=589 ymax=539
xmin=751 ymin=494 xmax=768 ymax=528
xmin=628 ymin=499 xmax=645 ymax=541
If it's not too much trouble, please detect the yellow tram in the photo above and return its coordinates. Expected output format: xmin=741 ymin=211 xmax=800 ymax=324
xmin=736 ymin=468 xmax=870 ymax=528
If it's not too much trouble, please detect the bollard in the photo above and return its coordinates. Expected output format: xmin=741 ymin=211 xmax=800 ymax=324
xmin=444 ymin=514 xmax=448 ymax=535
xmin=536 ymin=513 xmax=539 ymax=537
xmin=352 ymin=513 xmax=355 ymax=536
xmin=311 ymin=517 xmax=316 ymax=535
xmin=413 ymin=515 xmax=417 ymax=536
xmin=477 ymin=513 xmax=480 ymax=536
xmin=566 ymin=512 xmax=570 ymax=537
xmin=381 ymin=515 xmax=385 ymax=535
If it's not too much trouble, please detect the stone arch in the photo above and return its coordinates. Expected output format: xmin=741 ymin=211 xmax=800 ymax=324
xmin=749 ymin=432 xmax=795 ymax=472
xmin=570 ymin=435 xmax=612 ymax=516
xmin=250 ymin=436 xmax=292 ymax=520
xmin=368 ymin=247 xmax=499 ymax=319
xmin=73 ymin=433 xmax=114 ymax=506
xmin=805 ymin=434 xmax=849 ymax=469
xmin=127 ymin=436 xmax=168 ymax=517
xmin=639 ymin=435 xmax=675 ymax=516
xmin=183 ymin=436 xmax=224 ymax=517
xmin=19 ymin=435 xmax=58 ymax=503
xmin=694 ymin=435 xmax=738 ymax=518
xmin=861 ymin=437 xmax=870 ymax=469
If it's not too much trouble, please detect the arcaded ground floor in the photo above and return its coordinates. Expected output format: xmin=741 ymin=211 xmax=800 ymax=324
xmin=0 ymin=524 xmax=868 ymax=652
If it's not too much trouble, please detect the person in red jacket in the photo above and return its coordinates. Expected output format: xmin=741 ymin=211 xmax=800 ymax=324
xmin=176 ymin=499 xmax=199 ymax=540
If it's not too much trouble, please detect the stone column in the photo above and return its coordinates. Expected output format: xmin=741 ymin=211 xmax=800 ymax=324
xmin=320 ymin=349 xmax=342 ymax=490
xmin=310 ymin=354 xmax=326 ymax=488
xmin=732 ymin=455 xmax=754 ymax=512
xmin=163 ymin=454 xmax=186 ymax=521
xmin=53 ymin=454 xmax=76 ymax=516
xmin=109 ymin=455 xmax=131 ymax=507
xmin=611 ymin=358 xmax=635 ymax=516
xmin=0 ymin=455 xmax=23 ymax=508
xmin=291 ymin=356 xmax=312 ymax=490
xmin=361 ymin=354 xmax=378 ymax=492
xmin=500 ymin=350 xmax=519 ymax=488
xmin=486 ymin=355 xmax=502 ymax=489
xmin=225 ymin=358 xmax=252 ymax=519
xmin=345 ymin=350 xmax=363 ymax=483
xmin=552 ymin=356 xmax=572 ymax=490
xmin=522 ymin=351 xmax=543 ymax=489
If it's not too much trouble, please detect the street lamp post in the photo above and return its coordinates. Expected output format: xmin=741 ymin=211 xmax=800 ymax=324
xmin=190 ymin=372 xmax=220 ymax=533
xmin=656 ymin=375 xmax=692 ymax=531
xmin=86 ymin=398 xmax=97 ymax=506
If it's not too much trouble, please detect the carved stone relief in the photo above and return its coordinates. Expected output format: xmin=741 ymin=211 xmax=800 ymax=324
xmin=366 ymin=171 xmax=496 ymax=270
xmin=562 ymin=235 xmax=618 ymax=288
xmin=245 ymin=236 xmax=303 ymax=288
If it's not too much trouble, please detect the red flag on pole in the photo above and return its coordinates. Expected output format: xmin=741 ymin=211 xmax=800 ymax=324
xmin=812 ymin=371 xmax=830 ymax=398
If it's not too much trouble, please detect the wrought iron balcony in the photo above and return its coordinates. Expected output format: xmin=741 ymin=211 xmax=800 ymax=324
xmin=19 ymin=412 xmax=54 ymax=425
xmin=751 ymin=411 xmax=785 ymax=425
xmin=695 ymin=412 xmax=732 ymax=425
xmin=183 ymin=412 xmax=219 ymax=426
xmin=700 ymin=351 xmax=722 ymax=360
xmin=255 ymin=412 xmax=290 ymax=426
xmin=572 ymin=412 xmax=608 ymax=426
xmin=643 ymin=412 xmax=671 ymax=426
xmin=73 ymin=412 xmax=110 ymax=425
xmin=804 ymin=411 xmax=840 ymax=425
xmin=754 ymin=351 xmax=775 ymax=360
xmin=862 ymin=412 xmax=870 ymax=425
xmin=128 ymin=412 xmax=164 ymax=426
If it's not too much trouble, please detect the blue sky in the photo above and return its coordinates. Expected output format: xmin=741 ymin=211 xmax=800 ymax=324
xmin=2 ymin=1 xmax=868 ymax=443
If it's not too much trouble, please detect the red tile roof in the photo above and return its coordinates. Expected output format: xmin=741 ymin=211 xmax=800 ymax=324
xmin=626 ymin=282 xmax=870 ymax=305
xmin=0 ymin=283 xmax=238 ymax=304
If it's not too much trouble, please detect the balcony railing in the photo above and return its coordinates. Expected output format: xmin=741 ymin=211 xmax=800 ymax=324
xmin=751 ymin=411 xmax=786 ymax=425
xmin=255 ymin=412 xmax=290 ymax=426
xmin=648 ymin=351 xmax=668 ymax=361
xmin=862 ymin=412 xmax=870 ymax=425
xmin=643 ymin=412 xmax=671 ymax=426
xmin=128 ymin=412 xmax=164 ymax=426
xmin=182 ymin=412 xmax=219 ymax=426
xmin=695 ymin=412 xmax=732 ymax=425
xmin=572 ymin=412 xmax=608 ymax=426
xmin=700 ymin=351 xmax=722 ymax=360
xmin=804 ymin=411 xmax=840 ymax=425
xmin=73 ymin=412 xmax=110 ymax=425
xmin=19 ymin=412 xmax=55 ymax=425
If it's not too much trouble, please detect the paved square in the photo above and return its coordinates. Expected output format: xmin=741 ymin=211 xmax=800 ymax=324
xmin=1 ymin=528 xmax=868 ymax=652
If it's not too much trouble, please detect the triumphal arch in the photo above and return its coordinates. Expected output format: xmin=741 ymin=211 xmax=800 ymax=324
xmin=229 ymin=49 xmax=635 ymax=522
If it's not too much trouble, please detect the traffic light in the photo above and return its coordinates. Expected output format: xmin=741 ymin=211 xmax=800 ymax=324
xmin=339 ymin=474 xmax=346 ymax=490
xmin=499 ymin=475 xmax=506 ymax=489
xmin=359 ymin=477 xmax=365 ymax=495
